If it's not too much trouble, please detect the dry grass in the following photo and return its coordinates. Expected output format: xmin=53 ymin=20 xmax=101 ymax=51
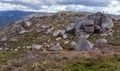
xmin=0 ymin=50 xmax=120 ymax=71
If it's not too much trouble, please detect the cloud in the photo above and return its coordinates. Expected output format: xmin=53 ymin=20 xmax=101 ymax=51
xmin=0 ymin=0 xmax=120 ymax=15
xmin=0 ymin=2 xmax=36 ymax=11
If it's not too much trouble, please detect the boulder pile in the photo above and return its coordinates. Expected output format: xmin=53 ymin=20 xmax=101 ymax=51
xmin=65 ymin=12 xmax=114 ymax=51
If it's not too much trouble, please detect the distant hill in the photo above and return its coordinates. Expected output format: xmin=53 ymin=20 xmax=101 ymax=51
xmin=0 ymin=10 xmax=36 ymax=26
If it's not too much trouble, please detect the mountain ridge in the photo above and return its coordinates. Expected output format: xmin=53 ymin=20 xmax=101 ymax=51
xmin=0 ymin=10 xmax=49 ymax=26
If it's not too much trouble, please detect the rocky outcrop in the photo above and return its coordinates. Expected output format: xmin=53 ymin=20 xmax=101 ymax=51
xmin=66 ymin=12 xmax=114 ymax=39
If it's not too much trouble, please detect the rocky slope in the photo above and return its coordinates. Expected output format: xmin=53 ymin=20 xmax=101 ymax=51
xmin=0 ymin=10 xmax=48 ymax=26
xmin=0 ymin=11 xmax=120 ymax=51
xmin=0 ymin=11 xmax=120 ymax=71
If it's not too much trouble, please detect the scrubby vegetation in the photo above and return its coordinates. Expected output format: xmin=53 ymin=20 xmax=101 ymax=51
xmin=0 ymin=11 xmax=120 ymax=70
xmin=0 ymin=50 xmax=120 ymax=71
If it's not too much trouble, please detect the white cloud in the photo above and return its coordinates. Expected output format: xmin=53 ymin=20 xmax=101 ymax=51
xmin=0 ymin=0 xmax=120 ymax=15
xmin=103 ymin=0 xmax=120 ymax=14
xmin=0 ymin=2 xmax=36 ymax=11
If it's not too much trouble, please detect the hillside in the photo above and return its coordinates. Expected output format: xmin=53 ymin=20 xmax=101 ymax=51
xmin=0 ymin=10 xmax=48 ymax=26
xmin=0 ymin=11 xmax=120 ymax=71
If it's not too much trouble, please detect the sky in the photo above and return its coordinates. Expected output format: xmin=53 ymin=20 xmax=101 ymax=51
xmin=0 ymin=0 xmax=120 ymax=15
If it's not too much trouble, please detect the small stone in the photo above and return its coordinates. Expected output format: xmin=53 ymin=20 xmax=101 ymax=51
xmin=0 ymin=48 xmax=2 ymax=50
xmin=95 ymin=38 xmax=108 ymax=44
xmin=50 ymin=43 xmax=63 ymax=51
xmin=32 ymin=44 xmax=43 ymax=50
xmin=65 ymin=23 xmax=75 ymax=32
xmin=70 ymin=42 xmax=77 ymax=46
xmin=26 ymin=46 xmax=32 ymax=49
xmin=53 ymin=29 xmax=65 ymax=37
xmin=78 ymin=34 xmax=90 ymax=39
xmin=63 ymin=34 xmax=67 ymax=39
xmin=107 ymin=32 xmax=113 ymax=37
xmin=11 ymin=38 xmax=17 ymax=41
xmin=56 ymin=37 xmax=62 ymax=41
xmin=0 ymin=37 xmax=6 ymax=42
xmin=23 ymin=21 xmax=31 ymax=28
xmin=19 ymin=30 xmax=26 ymax=34
xmin=14 ymin=49 xmax=18 ymax=51
xmin=41 ymin=25 xmax=49 ymax=29
xmin=64 ymin=41 xmax=70 ymax=44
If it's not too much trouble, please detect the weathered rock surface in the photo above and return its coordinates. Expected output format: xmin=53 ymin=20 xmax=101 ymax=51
xmin=19 ymin=30 xmax=26 ymax=34
xmin=75 ymin=39 xmax=93 ymax=51
xmin=32 ymin=44 xmax=43 ymax=50
xmin=65 ymin=23 xmax=75 ymax=32
xmin=95 ymin=38 xmax=108 ymax=44
xmin=53 ymin=29 xmax=66 ymax=38
xmin=22 ymin=21 xmax=31 ymax=28
xmin=50 ymin=43 xmax=63 ymax=51
xmin=0 ymin=37 xmax=7 ymax=42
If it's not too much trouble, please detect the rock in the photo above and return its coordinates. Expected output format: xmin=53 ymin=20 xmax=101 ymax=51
xmin=50 ymin=43 xmax=63 ymax=51
xmin=75 ymin=19 xmax=94 ymax=38
xmin=88 ymin=12 xmax=103 ymax=25
xmin=75 ymin=39 xmax=93 ymax=51
xmin=100 ymin=31 xmax=113 ymax=37
xmin=63 ymin=34 xmax=67 ymax=39
xmin=41 ymin=25 xmax=49 ymax=29
xmin=56 ymin=37 xmax=62 ymax=41
xmin=0 ymin=37 xmax=6 ymax=42
xmin=26 ymin=46 xmax=32 ymax=49
xmin=107 ymin=32 xmax=113 ymax=37
xmin=11 ymin=38 xmax=17 ymax=42
xmin=53 ymin=30 xmax=61 ymax=37
xmin=14 ymin=49 xmax=18 ymax=51
xmin=32 ymin=44 xmax=43 ymax=50
xmin=65 ymin=23 xmax=75 ymax=32
xmin=0 ymin=48 xmax=2 ymax=50
xmin=19 ymin=30 xmax=26 ymax=34
xmin=70 ymin=42 xmax=76 ymax=46
xmin=82 ymin=19 xmax=94 ymax=33
xmin=94 ymin=25 xmax=102 ymax=33
xmin=45 ymin=27 xmax=54 ymax=34
xmin=95 ymin=38 xmax=108 ymax=44
xmin=23 ymin=21 xmax=31 ymax=28
xmin=101 ymin=15 xmax=114 ymax=33
xmin=78 ymin=34 xmax=90 ymax=39
xmin=53 ymin=29 xmax=65 ymax=38
xmin=64 ymin=41 xmax=70 ymax=44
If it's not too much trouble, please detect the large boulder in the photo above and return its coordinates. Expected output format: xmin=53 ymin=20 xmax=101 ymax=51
xmin=88 ymin=12 xmax=103 ymax=25
xmin=88 ymin=12 xmax=103 ymax=33
xmin=75 ymin=39 xmax=93 ymax=51
xmin=75 ymin=19 xmax=94 ymax=38
xmin=75 ymin=19 xmax=94 ymax=33
xmin=82 ymin=19 xmax=94 ymax=33
xmin=101 ymin=15 xmax=114 ymax=33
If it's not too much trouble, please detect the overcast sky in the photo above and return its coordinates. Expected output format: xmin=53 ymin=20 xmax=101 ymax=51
xmin=0 ymin=0 xmax=120 ymax=14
